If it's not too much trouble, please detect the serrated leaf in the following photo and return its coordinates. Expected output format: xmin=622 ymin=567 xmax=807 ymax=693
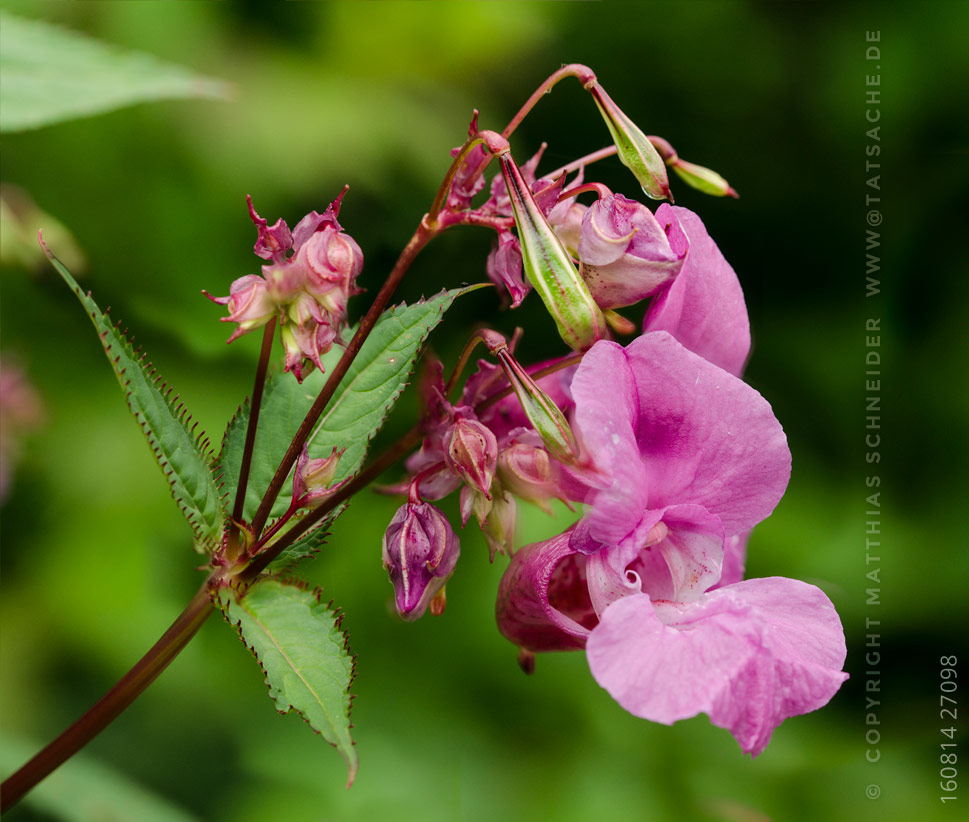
xmin=0 ymin=11 xmax=230 ymax=132
xmin=220 ymin=287 xmax=480 ymax=522
xmin=305 ymin=287 xmax=483 ymax=479
xmin=218 ymin=579 xmax=357 ymax=784
xmin=44 ymin=243 xmax=225 ymax=550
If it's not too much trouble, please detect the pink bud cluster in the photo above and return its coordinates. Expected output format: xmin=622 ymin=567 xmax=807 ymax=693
xmin=207 ymin=190 xmax=363 ymax=382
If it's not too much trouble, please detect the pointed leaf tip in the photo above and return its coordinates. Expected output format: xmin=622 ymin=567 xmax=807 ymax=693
xmin=218 ymin=579 xmax=358 ymax=783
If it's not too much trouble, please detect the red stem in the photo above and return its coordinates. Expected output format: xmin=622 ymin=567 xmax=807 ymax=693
xmin=227 ymin=318 xmax=277 ymax=551
xmin=0 ymin=576 xmax=219 ymax=811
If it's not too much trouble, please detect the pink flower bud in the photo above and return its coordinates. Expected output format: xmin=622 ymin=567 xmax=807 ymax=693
xmin=296 ymin=226 xmax=364 ymax=298
xmin=577 ymin=194 xmax=685 ymax=309
xmin=498 ymin=434 xmax=568 ymax=514
xmin=486 ymin=230 xmax=529 ymax=308
xmin=281 ymin=320 xmax=338 ymax=382
xmin=443 ymin=415 xmax=498 ymax=498
xmin=382 ymin=501 xmax=460 ymax=621
xmin=207 ymin=274 xmax=276 ymax=342
xmin=292 ymin=445 xmax=346 ymax=504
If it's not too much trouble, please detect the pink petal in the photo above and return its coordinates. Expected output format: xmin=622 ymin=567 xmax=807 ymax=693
xmin=644 ymin=205 xmax=750 ymax=376
xmin=624 ymin=332 xmax=790 ymax=537
xmin=586 ymin=578 xmax=847 ymax=755
xmin=711 ymin=532 xmax=749 ymax=590
xmin=569 ymin=341 xmax=649 ymax=549
xmin=495 ymin=530 xmax=593 ymax=652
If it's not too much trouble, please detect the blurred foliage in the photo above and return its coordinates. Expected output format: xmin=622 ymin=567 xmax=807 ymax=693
xmin=1 ymin=1 xmax=967 ymax=821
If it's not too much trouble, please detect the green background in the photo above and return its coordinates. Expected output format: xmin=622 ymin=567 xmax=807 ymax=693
xmin=2 ymin=1 xmax=967 ymax=820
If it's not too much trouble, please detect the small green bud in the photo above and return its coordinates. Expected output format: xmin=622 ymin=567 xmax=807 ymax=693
xmin=588 ymin=83 xmax=671 ymax=202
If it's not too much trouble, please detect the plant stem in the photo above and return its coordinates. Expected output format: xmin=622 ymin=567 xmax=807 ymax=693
xmin=546 ymin=145 xmax=619 ymax=179
xmin=248 ymin=226 xmax=433 ymax=538
xmin=240 ymin=426 xmax=423 ymax=581
xmin=0 ymin=576 xmax=219 ymax=812
xmin=501 ymin=63 xmax=596 ymax=140
xmin=227 ymin=318 xmax=277 ymax=551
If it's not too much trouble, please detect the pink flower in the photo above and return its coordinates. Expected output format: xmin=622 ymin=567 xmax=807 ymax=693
xmin=496 ymin=333 xmax=847 ymax=754
xmin=576 ymin=194 xmax=685 ymax=310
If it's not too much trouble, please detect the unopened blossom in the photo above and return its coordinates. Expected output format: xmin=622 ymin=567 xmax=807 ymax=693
xmin=209 ymin=275 xmax=275 ymax=343
xmin=486 ymin=230 xmax=528 ymax=308
xmin=444 ymin=415 xmax=498 ymax=499
xmin=643 ymin=205 xmax=750 ymax=376
xmin=577 ymin=193 xmax=685 ymax=310
xmin=382 ymin=498 xmax=460 ymax=621
xmin=496 ymin=333 xmax=847 ymax=753
xmin=587 ymin=82 xmax=671 ymax=201
xmin=207 ymin=191 xmax=363 ymax=382
xmin=497 ymin=429 xmax=570 ymax=514
xmin=291 ymin=445 xmax=347 ymax=507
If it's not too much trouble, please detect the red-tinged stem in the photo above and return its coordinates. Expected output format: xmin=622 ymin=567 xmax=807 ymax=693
xmin=239 ymin=426 xmax=424 ymax=581
xmin=0 ymin=576 xmax=219 ymax=812
xmin=556 ymin=182 xmax=614 ymax=203
xmin=547 ymin=145 xmax=619 ymax=179
xmin=501 ymin=63 xmax=597 ymax=141
xmin=227 ymin=318 xmax=277 ymax=552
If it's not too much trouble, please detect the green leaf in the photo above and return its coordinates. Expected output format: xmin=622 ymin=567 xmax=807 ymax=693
xmin=44 ymin=242 xmax=225 ymax=551
xmin=218 ymin=578 xmax=357 ymax=785
xmin=0 ymin=11 xmax=230 ymax=132
xmin=220 ymin=287 xmax=480 ymax=522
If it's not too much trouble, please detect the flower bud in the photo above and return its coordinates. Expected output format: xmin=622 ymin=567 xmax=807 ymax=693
xmin=498 ymin=435 xmax=568 ymax=513
xmin=292 ymin=445 xmax=345 ymax=504
xmin=499 ymin=154 xmax=607 ymax=351
xmin=444 ymin=415 xmax=498 ymax=498
xmin=486 ymin=230 xmax=529 ymax=308
xmin=247 ymin=195 xmax=293 ymax=263
xmin=296 ymin=226 xmax=364 ymax=297
xmin=670 ymin=158 xmax=738 ymax=198
xmin=577 ymin=194 xmax=684 ymax=309
xmin=588 ymin=84 xmax=671 ymax=202
xmin=207 ymin=275 xmax=276 ymax=342
xmin=382 ymin=501 xmax=460 ymax=621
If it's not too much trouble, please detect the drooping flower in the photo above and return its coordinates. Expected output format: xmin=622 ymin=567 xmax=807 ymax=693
xmin=496 ymin=333 xmax=847 ymax=753
xmin=576 ymin=193 xmax=685 ymax=310
xmin=382 ymin=496 xmax=460 ymax=621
